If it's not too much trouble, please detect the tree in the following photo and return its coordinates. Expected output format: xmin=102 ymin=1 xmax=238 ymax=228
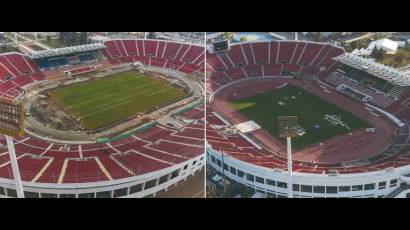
xmin=59 ymin=32 xmax=68 ymax=45
xmin=374 ymin=48 xmax=385 ymax=62
xmin=71 ymin=32 xmax=79 ymax=46
xmin=313 ymin=32 xmax=322 ymax=42
xmin=370 ymin=46 xmax=379 ymax=57
xmin=356 ymin=39 xmax=363 ymax=49
xmin=79 ymin=32 xmax=88 ymax=45
xmin=146 ymin=32 xmax=155 ymax=39
xmin=404 ymin=41 xmax=410 ymax=52
xmin=330 ymin=32 xmax=342 ymax=42
xmin=393 ymin=52 xmax=405 ymax=64
xmin=378 ymin=49 xmax=386 ymax=62
xmin=239 ymin=36 xmax=247 ymax=42
xmin=370 ymin=46 xmax=386 ymax=62
xmin=59 ymin=32 xmax=83 ymax=46
xmin=350 ymin=41 xmax=358 ymax=50
xmin=221 ymin=32 xmax=234 ymax=42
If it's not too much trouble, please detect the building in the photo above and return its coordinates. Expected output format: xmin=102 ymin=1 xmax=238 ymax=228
xmin=353 ymin=38 xmax=400 ymax=56
xmin=374 ymin=38 xmax=399 ymax=54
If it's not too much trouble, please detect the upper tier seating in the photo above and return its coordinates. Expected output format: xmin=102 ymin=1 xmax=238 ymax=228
xmin=0 ymin=53 xmax=45 ymax=99
xmin=207 ymin=41 xmax=344 ymax=92
xmin=102 ymin=39 xmax=204 ymax=75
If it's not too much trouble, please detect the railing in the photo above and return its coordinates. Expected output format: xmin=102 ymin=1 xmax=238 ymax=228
xmin=96 ymin=120 xmax=159 ymax=143
xmin=172 ymin=100 xmax=203 ymax=117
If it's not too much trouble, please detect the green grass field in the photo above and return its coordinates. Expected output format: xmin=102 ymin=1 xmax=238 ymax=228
xmin=50 ymin=70 xmax=185 ymax=129
xmin=230 ymin=85 xmax=372 ymax=149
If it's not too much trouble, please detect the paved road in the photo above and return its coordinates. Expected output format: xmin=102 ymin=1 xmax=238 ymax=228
xmin=344 ymin=32 xmax=380 ymax=43
xmin=155 ymin=169 xmax=205 ymax=198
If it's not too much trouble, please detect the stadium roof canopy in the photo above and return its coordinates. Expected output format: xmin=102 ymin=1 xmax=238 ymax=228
xmin=26 ymin=43 xmax=106 ymax=59
xmin=333 ymin=53 xmax=410 ymax=87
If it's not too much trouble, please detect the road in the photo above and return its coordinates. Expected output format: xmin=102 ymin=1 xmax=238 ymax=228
xmin=344 ymin=32 xmax=381 ymax=44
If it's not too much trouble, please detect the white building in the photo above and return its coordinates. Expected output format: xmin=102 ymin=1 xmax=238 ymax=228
xmin=374 ymin=38 xmax=399 ymax=54
xmin=353 ymin=38 xmax=400 ymax=56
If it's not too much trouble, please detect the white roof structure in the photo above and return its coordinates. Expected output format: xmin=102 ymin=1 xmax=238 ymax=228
xmin=375 ymin=38 xmax=398 ymax=51
xmin=334 ymin=53 xmax=410 ymax=86
xmin=235 ymin=121 xmax=261 ymax=133
xmin=356 ymin=38 xmax=400 ymax=56
xmin=397 ymin=41 xmax=406 ymax=48
xmin=26 ymin=43 xmax=106 ymax=59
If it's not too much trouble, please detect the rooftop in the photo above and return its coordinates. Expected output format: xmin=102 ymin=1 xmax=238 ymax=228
xmin=334 ymin=53 xmax=410 ymax=86
xmin=26 ymin=43 xmax=106 ymax=59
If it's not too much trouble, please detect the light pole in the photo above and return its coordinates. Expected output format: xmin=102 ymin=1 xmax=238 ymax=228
xmin=0 ymin=98 xmax=25 ymax=198
xmin=6 ymin=135 xmax=24 ymax=198
xmin=278 ymin=116 xmax=298 ymax=198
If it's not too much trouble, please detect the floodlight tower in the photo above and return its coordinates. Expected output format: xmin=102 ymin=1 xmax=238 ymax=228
xmin=0 ymin=98 xmax=25 ymax=198
xmin=278 ymin=116 xmax=298 ymax=198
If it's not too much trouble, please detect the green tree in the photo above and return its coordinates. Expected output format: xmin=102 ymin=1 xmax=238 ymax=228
xmin=222 ymin=32 xmax=234 ymax=42
xmin=356 ymin=39 xmax=363 ymax=49
xmin=404 ymin=41 xmax=410 ymax=52
xmin=79 ymin=32 xmax=88 ymax=45
xmin=350 ymin=41 xmax=358 ymax=50
xmin=379 ymin=49 xmax=386 ymax=61
xmin=313 ymin=32 xmax=322 ymax=42
xmin=370 ymin=46 xmax=378 ymax=57
xmin=393 ymin=52 xmax=405 ymax=64
xmin=370 ymin=46 xmax=386 ymax=62
xmin=240 ymin=36 xmax=247 ymax=42
xmin=59 ymin=32 xmax=81 ymax=46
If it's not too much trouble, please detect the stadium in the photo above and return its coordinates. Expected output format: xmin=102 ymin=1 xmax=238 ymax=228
xmin=0 ymin=38 xmax=205 ymax=198
xmin=206 ymin=39 xmax=410 ymax=198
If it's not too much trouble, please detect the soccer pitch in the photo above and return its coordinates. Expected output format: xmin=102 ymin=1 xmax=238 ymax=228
xmin=229 ymin=85 xmax=371 ymax=149
xmin=50 ymin=70 xmax=185 ymax=129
